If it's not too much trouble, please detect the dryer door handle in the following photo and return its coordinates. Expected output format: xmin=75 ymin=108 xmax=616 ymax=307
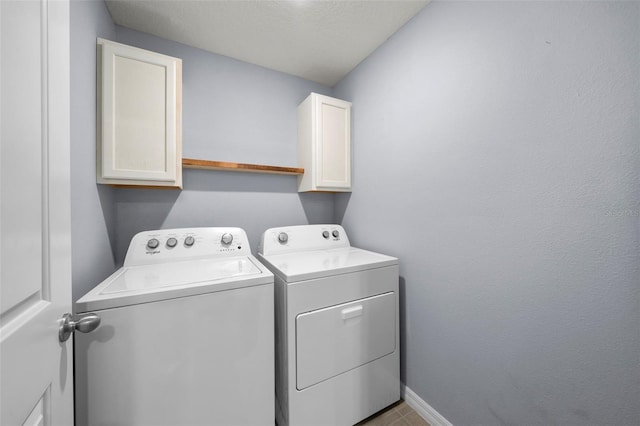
xmin=341 ymin=305 xmax=363 ymax=320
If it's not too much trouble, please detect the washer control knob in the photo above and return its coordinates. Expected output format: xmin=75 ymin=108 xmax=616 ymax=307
xmin=278 ymin=232 xmax=288 ymax=244
xmin=184 ymin=236 xmax=195 ymax=247
xmin=221 ymin=233 xmax=233 ymax=245
xmin=146 ymin=238 xmax=160 ymax=250
xmin=322 ymin=231 xmax=330 ymax=239
xmin=332 ymin=230 xmax=340 ymax=238
xmin=166 ymin=237 xmax=178 ymax=248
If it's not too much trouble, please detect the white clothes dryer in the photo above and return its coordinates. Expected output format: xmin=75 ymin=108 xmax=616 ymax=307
xmin=258 ymin=224 xmax=400 ymax=426
xmin=75 ymin=227 xmax=274 ymax=426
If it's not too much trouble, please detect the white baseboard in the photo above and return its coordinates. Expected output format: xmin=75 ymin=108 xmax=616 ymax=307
xmin=401 ymin=384 xmax=453 ymax=426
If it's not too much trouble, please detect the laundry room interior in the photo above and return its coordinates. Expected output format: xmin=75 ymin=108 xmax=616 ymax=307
xmin=61 ymin=0 xmax=639 ymax=425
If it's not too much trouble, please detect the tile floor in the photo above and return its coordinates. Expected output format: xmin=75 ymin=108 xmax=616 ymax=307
xmin=356 ymin=400 xmax=431 ymax=426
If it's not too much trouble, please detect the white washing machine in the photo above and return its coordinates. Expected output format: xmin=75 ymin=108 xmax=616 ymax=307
xmin=257 ymin=224 xmax=400 ymax=426
xmin=75 ymin=227 xmax=274 ymax=426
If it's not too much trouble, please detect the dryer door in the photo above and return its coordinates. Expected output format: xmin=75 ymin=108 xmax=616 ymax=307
xmin=296 ymin=292 xmax=396 ymax=390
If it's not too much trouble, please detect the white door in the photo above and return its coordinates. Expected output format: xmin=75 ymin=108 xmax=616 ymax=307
xmin=0 ymin=0 xmax=73 ymax=425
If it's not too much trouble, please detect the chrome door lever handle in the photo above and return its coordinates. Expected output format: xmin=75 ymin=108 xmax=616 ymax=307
xmin=59 ymin=313 xmax=101 ymax=342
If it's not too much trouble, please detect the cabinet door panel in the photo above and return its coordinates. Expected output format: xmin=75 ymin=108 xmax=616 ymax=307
xmin=319 ymin=102 xmax=349 ymax=185
xmin=113 ymin=55 xmax=167 ymax=173
xmin=298 ymin=93 xmax=351 ymax=192
xmin=98 ymin=39 xmax=182 ymax=187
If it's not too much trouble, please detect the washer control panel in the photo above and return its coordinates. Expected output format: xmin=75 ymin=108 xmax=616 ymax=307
xmin=259 ymin=224 xmax=350 ymax=256
xmin=125 ymin=227 xmax=252 ymax=266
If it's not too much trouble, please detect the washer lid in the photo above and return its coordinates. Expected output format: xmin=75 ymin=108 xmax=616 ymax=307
xmin=76 ymin=256 xmax=272 ymax=312
xmin=258 ymin=247 xmax=398 ymax=282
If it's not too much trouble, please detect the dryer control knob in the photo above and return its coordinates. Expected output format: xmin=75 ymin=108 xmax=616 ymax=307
xmin=278 ymin=232 xmax=288 ymax=244
xmin=221 ymin=233 xmax=233 ymax=245
xmin=166 ymin=237 xmax=178 ymax=248
xmin=184 ymin=236 xmax=195 ymax=247
xmin=322 ymin=231 xmax=330 ymax=239
xmin=146 ymin=238 xmax=160 ymax=250
xmin=332 ymin=230 xmax=340 ymax=238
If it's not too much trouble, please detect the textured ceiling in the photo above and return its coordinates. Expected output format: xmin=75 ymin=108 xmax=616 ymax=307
xmin=105 ymin=0 xmax=429 ymax=87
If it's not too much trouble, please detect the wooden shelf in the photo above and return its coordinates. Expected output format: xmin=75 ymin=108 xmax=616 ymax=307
xmin=182 ymin=158 xmax=304 ymax=175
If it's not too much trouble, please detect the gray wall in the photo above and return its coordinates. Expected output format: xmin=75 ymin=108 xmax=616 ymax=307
xmin=334 ymin=2 xmax=639 ymax=425
xmin=70 ymin=0 xmax=117 ymax=301
xmin=71 ymin=1 xmax=639 ymax=424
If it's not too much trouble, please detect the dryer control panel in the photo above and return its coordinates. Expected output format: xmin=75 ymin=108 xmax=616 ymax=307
xmin=124 ymin=227 xmax=252 ymax=266
xmin=259 ymin=224 xmax=351 ymax=256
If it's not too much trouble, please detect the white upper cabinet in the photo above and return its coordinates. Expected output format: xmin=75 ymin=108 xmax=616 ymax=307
xmin=97 ymin=38 xmax=182 ymax=188
xmin=298 ymin=93 xmax=352 ymax=192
